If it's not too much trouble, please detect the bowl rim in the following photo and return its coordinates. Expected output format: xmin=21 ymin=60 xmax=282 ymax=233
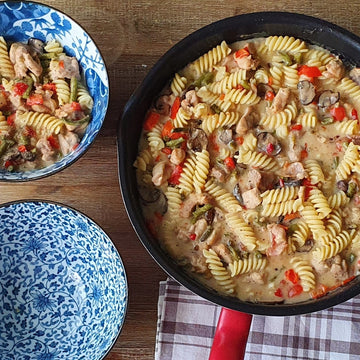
xmin=0 ymin=198 xmax=128 ymax=358
xmin=0 ymin=0 xmax=110 ymax=182
xmin=118 ymin=11 xmax=360 ymax=316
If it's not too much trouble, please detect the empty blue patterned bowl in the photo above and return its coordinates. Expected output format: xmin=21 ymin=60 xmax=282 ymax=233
xmin=0 ymin=201 xmax=128 ymax=360
xmin=0 ymin=1 xmax=109 ymax=181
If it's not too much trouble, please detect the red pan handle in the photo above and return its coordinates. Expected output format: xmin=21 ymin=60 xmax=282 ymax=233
xmin=209 ymin=308 xmax=253 ymax=360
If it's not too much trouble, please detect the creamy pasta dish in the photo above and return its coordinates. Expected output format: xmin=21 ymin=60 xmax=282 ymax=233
xmin=0 ymin=36 xmax=93 ymax=171
xmin=134 ymin=36 xmax=360 ymax=303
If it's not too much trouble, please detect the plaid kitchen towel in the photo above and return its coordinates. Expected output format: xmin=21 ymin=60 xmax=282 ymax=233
xmin=155 ymin=277 xmax=360 ymax=360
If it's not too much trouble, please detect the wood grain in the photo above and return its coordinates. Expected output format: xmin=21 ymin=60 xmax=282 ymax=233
xmin=7 ymin=1 xmax=360 ymax=358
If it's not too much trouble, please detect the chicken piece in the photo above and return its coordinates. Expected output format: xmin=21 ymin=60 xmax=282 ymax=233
xmin=9 ymin=42 xmax=42 ymax=78
xmin=322 ymin=59 xmax=344 ymax=80
xmin=151 ymin=160 xmax=172 ymax=186
xmin=247 ymin=168 xmax=262 ymax=189
xmin=8 ymin=93 xmax=27 ymax=112
xmin=180 ymin=193 xmax=212 ymax=218
xmin=58 ymin=131 xmax=79 ymax=156
xmin=170 ymin=148 xmax=185 ymax=165
xmin=271 ymin=88 xmax=290 ymax=113
xmin=36 ymin=137 xmax=56 ymax=161
xmin=329 ymin=255 xmax=348 ymax=280
xmin=234 ymin=54 xmax=259 ymax=70
xmin=287 ymin=133 xmax=302 ymax=162
xmin=191 ymin=218 xmax=208 ymax=238
xmin=181 ymin=90 xmax=199 ymax=111
xmin=242 ymin=187 xmax=262 ymax=209
xmin=210 ymin=166 xmax=227 ymax=182
xmin=350 ymin=67 xmax=360 ymax=86
xmin=49 ymin=54 xmax=80 ymax=80
xmin=212 ymin=243 xmax=233 ymax=264
xmin=236 ymin=106 xmax=254 ymax=135
xmin=246 ymin=271 xmax=265 ymax=284
xmin=189 ymin=255 xmax=208 ymax=274
xmin=282 ymin=161 xmax=308 ymax=180
xmin=266 ymin=224 xmax=288 ymax=256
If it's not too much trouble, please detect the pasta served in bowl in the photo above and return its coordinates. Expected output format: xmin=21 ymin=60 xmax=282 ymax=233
xmin=0 ymin=1 xmax=108 ymax=181
xmin=119 ymin=12 xmax=360 ymax=315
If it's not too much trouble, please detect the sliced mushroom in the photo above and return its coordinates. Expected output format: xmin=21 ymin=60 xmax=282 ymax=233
xmin=257 ymin=83 xmax=274 ymax=99
xmin=337 ymin=180 xmax=348 ymax=193
xmin=256 ymin=132 xmax=282 ymax=155
xmin=297 ymin=80 xmax=316 ymax=105
xmin=297 ymin=238 xmax=314 ymax=253
xmin=232 ymin=184 xmax=244 ymax=205
xmin=138 ymin=183 xmax=161 ymax=203
xmin=154 ymin=95 xmax=171 ymax=115
xmin=28 ymin=38 xmax=44 ymax=54
xmin=187 ymin=128 xmax=208 ymax=152
xmin=218 ymin=128 xmax=233 ymax=144
xmin=318 ymin=90 xmax=339 ymax=108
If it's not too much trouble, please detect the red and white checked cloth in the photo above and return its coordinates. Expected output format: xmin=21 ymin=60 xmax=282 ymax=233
xmin=155 ymin=277 xmax=360 ymax=360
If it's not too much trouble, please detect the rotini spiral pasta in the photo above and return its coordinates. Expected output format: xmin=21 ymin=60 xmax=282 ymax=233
xmin=170 ymin=73 xmax=187 ymax=97
xmin=337 ymin=77 xmax=360 ymax=104
xmin=313 ymin=229 xmax=355 ymax=261
xmin=269 ymin=65 xmax=283 ymax=90
xmin=236 ymin=149 xmax=278 ymax=171
xmin=290 ymin=258 xmax=316 ymax=292
xmin=204 ymin=179 xmax=242 ymax=213
xmin=240 ymin=133 xmax=257 ymax=152
xmin=0 ymin=36 xmax=15 ymax=79
xmin=335 ymin=142 xmax=359 ymax=180
xmin=147 ymin=123 xmax=164 ymax=156
xmin=265 ymin=36 xmax=308 ymax=53
xmin=261 ymin=198 xmax=302 ymax=217
xmin=178 ymin=154 xmax=196 ymax=195
xmin=296 ymin=111 xmax=317 ymax=128
xmin=207 ymin=69 xmax=247 ymax=94
xmin=327 ymin=191 xmax=350 ymax=209
xmin=196 ymin=86 xmax=232 ymax=112
xmin=335 ymin=119 xmax=359 ymax=135
xmin=308 ymin=188 xmax=332 ymax=219
xmin=300 ymin=203 xmax=327 ymax=240
xmin=259 ymin=101 xmax=297 ymax=129
xmin=324 ymin=209 xmax=343 ymax=239
xmin=203 ymin=249 xmax=235 ymax=294
xmin=223 ymin=88 xmax=260 ymax=105
xmin=291 ymin=221 xmax=310 ymax=248
xmin=228 ymin=253 xmax=267 ymax=277
xmin=201 ymin=111 xmax=240 ymax=134
xmin=43 ymin=39 xmax=63 ymax=54
xmin=225 ymin=212 xmax=257 ymax=251
xmin=77 ymin=83 xmax=94 ymax=111
xmin=191 ymin=41 xmax=231 ymax=76
xmin=304 ymin=159 xmax=325 ymax=184
xmin=133 ymin=148 xmax=153 ymax=171
xmin=165 ymin=186 xmax=182 ymax=217
xmin=0 ymin=111 xmax=10 ymax=134
xmin=283 ymin=64 xmax=299 ymax=89
xmin=16 ymin=111 xmax=64 ymax=135
xmin=193 ymin=149 xmax=210 ymax=193
xmin=261 ymin=186 xmax=300 ymax=205
xmin=54 ymin=78 xmax=70 ymax=106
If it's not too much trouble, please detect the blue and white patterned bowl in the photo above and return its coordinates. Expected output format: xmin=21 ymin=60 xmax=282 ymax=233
xmin=0 ymin=201 xmax=128 ymax=360
xmin=0 ymin=1 xmax=109 ymax=181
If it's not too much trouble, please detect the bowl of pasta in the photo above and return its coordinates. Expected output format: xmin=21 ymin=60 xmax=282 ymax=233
xmin=0 ymin=1 xmax=108 ymax=181
xmin=118 ymin=11 xmax=360 ymax=319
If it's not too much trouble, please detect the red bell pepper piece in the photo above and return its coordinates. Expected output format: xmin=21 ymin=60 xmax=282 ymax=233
xmin=13 ymin=82 xmax=29 ymax=96
xmin=6 ymin=113 xmax=15 ymax=126
xmin=265 ymin=90 xmax=275 ymax=101
xmin=47 ymin=135 xmax=60 ymax=149
xmin=290 ymin=124 xmax=303 ymax=131
xmin=285 ymin=269 xmax=299 ymax=284
xmin=298 ymin=65 xmax=322 ymax=77
xmin=26 ymin=93 xmax=44 ymax=106
xmin=42 ymin=82 xmax=57 ymax=93
xmin=143 ymin=112 xmax=160 ymax=131
xmin=288 ymin=284 xmax=303 ymax=298
xmin=330 ymin=106 xmax=346 ymax=121
xmin=234 ymin=47 xmax=250 ymax=58
xmin=170 ymin=97 xmax=181 ymax=119
xmin=168 ymin=164 xmax=183 ymax=185
xmin=224 ymin=156 xmax=236 ymax=170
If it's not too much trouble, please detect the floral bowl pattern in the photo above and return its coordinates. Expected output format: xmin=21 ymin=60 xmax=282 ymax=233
xmin=0 ymin=201 xmax=128 ymax=360
xmin=0 ymin=1 xmax=109 ymax=181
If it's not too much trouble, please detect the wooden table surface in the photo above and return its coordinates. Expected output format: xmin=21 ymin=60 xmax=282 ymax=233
xmin=5 ymin=0 xmax=360 ymax=359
